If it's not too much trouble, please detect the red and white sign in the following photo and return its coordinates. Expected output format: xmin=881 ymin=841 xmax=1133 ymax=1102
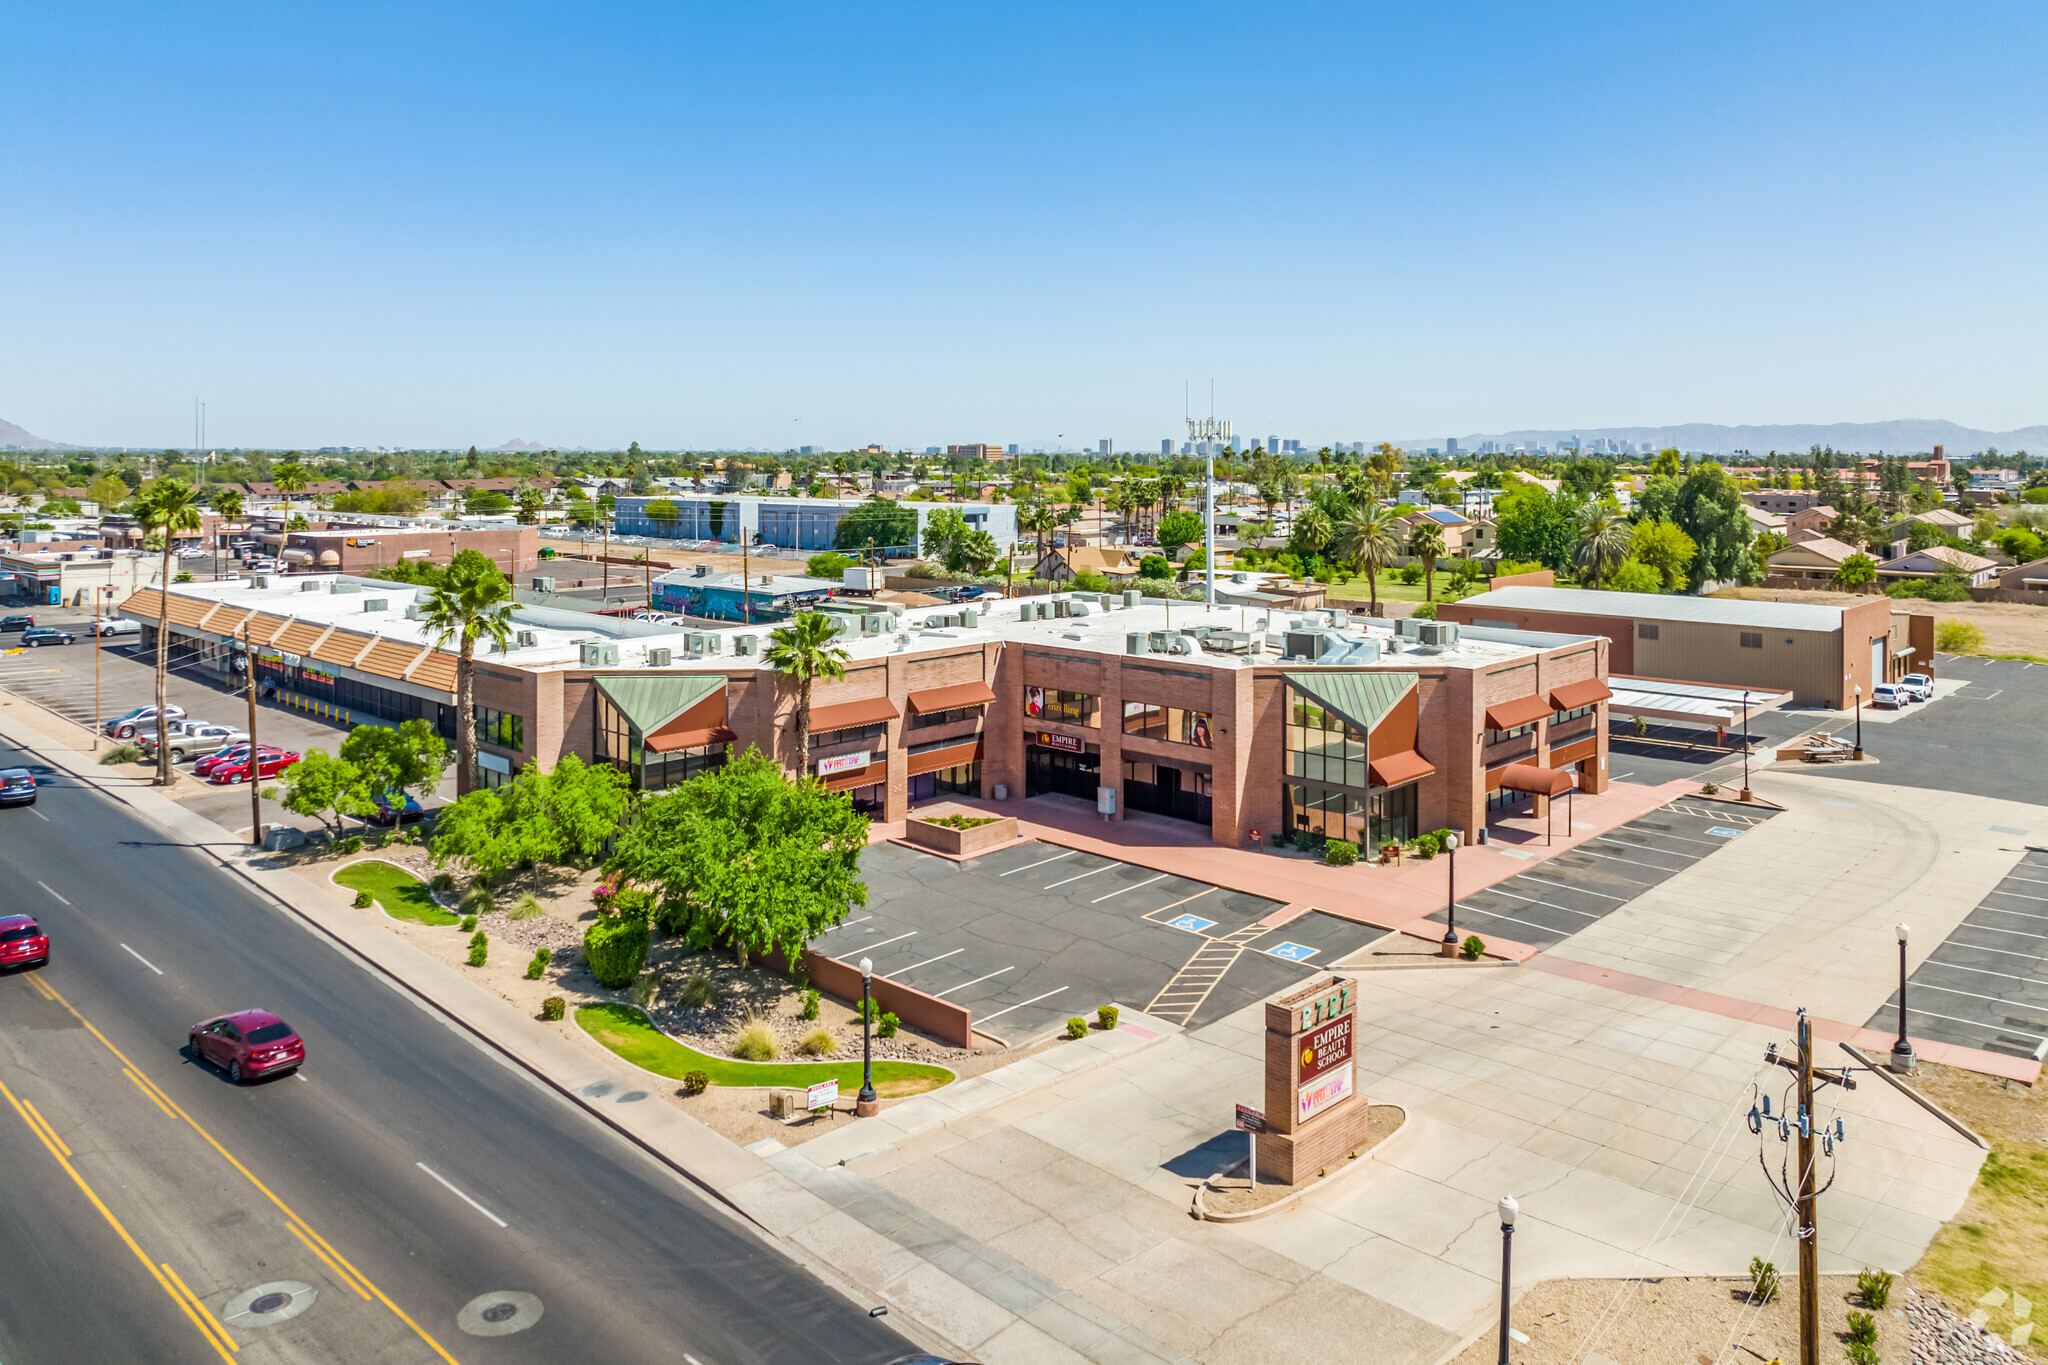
xmin=1299 ymin=1012 xmax=1353 ymax=1086
xmin=816 ymin=751 xmax=872 ymax=777
xmin=1234 ymin=1104 xmax=1267 ymax=1134
xmin=1298 ymin=1063 xmax=1353 ymax=1123
xmin=1035 ymin=731 xmax=1085 ymax=754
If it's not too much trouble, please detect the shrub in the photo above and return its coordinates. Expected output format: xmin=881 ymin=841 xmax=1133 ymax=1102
xmin=1701 ymin=781 xmax=1720 ymax=796
xmin=540 ymin=995 xmax=566 ymax=1021
xmin=798 ymin=1029 xmax=837 ymax=1057
xmin=506 ymin=894 xmax=544 ymax=921
xmin=877 ymin=1011 xmax=899 ymax=1039
xmin=336 ymin=834 xmax=364 ymax=854
xmin=681 ymin=1070 xmax=709 ymax=1095
xmin=459 ymin=885 xmax=493 ymax=919
xmin=460 ymin=914 xmax=479 ymax=932
xmin=100 ymin=743 xmax=146 ymax=765
xmin=1097 ymin=1004 xmax=1119 ymax=1031
xmin=1845 ymin=1309 xmax=1877 ymax=1346
xmin=467 ymin=936 xmax=488 ymax=967
xmin=430 ymin=871 xmax=456 ymax=893
xmin=591 ymin=881 xmax=617 ymax=912
xmin=524 ymin=950 xmax=549 ymax=979
xmin=1065 ymin=1017 xmax=1088 ymax=1039
xmin=1749 ymin=1256 xmax=1779 ymax=1304
xmin=584 ymin=914 xmax=651 ymax=989
xmin=469 ymin=927 xmax=487 ymax=947
xmin=732 ymin=1020 xmax=777 ymax=1061
xmin=1856 ymin=1267 xmax=1893 ymax=1310
xmin=1935 ymin=618 xmax=1985 ymax=654
xmin=1632 ymin=714 xmax=1650 ymax=737
xmin=1395 ymin=563 xmax=1422 ymax=585
xmin=801 ymin=988 xmax=821 ymax=1020
xmin=1846 ymin=1343 xmax=1877 ymax=1365
xmin=677 ymin=973 xmax=721 ymax=1011
xmin=920 ymin=813 xmax=998 ymax=830
xmin=1410 ymin=601 xmax=1438 ymax=620
xmin=1323 ymin=840 xmax=1358 ymax=867
xmin=351 ymin=890 xmax=373 ymax=909
xmin=1461 ymin=935 xmax=1486 ymax=960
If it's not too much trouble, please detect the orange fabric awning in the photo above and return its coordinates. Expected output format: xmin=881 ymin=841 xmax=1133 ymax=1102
xmin=809 ymin=696 xmax=900 ymax=733
xmin=1368 ymin=749 xmax=1435 ymax=787
xmin=1498 ymin=763 xmax=1574 ymax=796
xmin=1548 ymin=678 xmax=1614 ymax=711
xmin=905 ymin=680 xmax=997 ymax=714
xmin=645 ymin=726 xmax=735 ymax=755
xmin=907 ymin=739 xmax=983 ymax=776
xmin=1484 ymin=694 xmax=1553 ymax=731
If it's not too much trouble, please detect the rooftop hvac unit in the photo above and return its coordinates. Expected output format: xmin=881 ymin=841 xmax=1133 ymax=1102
xmin=300 ymin=580 xmax=322 ymax=592
xmin=700 ymin=634 xmax=721 ymax=654
xmin=1416 ymin=620 xmax=1461 ymax=651
xmin=404 ymin=604 xmax=423 ymax=620
xmin=1018 ymin=601 xmax=1038 ymax=622
xmin=1168 ymin=636 xmax=1197 ymax=656
xmin=693 ymin=563 xmax=710 ymax=577
xmin=530 ymin=576 xmax=556 ymax=593
xmin=515 ymin=629 xmax=539 ymax=649
xmin=1126 ymin=632 xmax=1149 ymax=655
xmin=329 ymin=582 xmax=360 ymax=594
xmin=1396 ymin=616 xmax=1422 ymax=639
xmin=1066 ymin=603 xmax=1087 ymax=618
xmin=1147 ymin=630 xmax=1174 ymax=652
xmin=860 ymin=614 xmax=882 ymax=634
xmin=1123 ymin=590 xmax=1142 ymax=608
xmin=362 ymin=598 xmax=388 ymax=613
xmin=254 ymin=575 xmax=275 ymax=590
xmin=734 ymin=633 xmax=758 ymax=656
xmin=646 ymin=647 xmax=671 ymax=668
xmin=1285 ymin=629 xmax=1334 ymax=661
xmin=579 ymin=642 xmax=620 ymax=668
xmin=960 ymin=607 xmax=978 ymax=627
xmin=1232 ymin=572 xmax=1249 ymax=583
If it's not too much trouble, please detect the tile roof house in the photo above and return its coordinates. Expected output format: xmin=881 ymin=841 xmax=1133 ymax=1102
xmin=1876 ymin=544 xmax=1998 ymax=586
xmin=1032 ymin=545 xmax=1143 ymax=582
xmin=1767 ymin=536 xmax=1866 ymax=584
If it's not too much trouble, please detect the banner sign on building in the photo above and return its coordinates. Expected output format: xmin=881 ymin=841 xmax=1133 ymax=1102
xmin=1035 ymin=731 xmax=1085 ymax=754
xmin=816 ymin=751 xmax=872 ymax=777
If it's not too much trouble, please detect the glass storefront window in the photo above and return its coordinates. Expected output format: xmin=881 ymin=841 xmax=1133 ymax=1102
xmin=909 ymin=704 xmax=985 ymax=729
xmin=1122 ymin=701 xmax=1214 ymax=748
xmin=1023 ymin=686 xmax=1099 ymax=727
xmin=1285 ymin=691 xmax=1367 ymax=787
xmin=476 ymin=706 xmax=524 ymax=751
xmin=1287 ymin=781 xmax=1417 ymax=848
xmin=594 ymin=691 xmax=726 ymax=792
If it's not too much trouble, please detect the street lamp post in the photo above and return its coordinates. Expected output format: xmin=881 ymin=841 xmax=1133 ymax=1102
xmin=1440 ymin=830 xmax=1462 ymax=958
xmin=1852 ymin=685 xmax=1864 ymax=760
xmin=1891 ymin=924 xmax=1915 ymax=1073
xmin=1496 ymin=1194 xmax=1518 ymax=1365
xmin=857 ymin=957 xmax=880 ymax=1116
xmin=1739 ymin=689 xmax=1754 ymax=802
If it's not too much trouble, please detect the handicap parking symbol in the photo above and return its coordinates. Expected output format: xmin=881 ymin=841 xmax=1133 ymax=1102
xmin=1166 ymin=914 xmax=1216 ymax=934
xmin=1266 ymin=942 xmax=1318 ymax=963
xmin=1705 ymin=827 xmax=1742 ymax=839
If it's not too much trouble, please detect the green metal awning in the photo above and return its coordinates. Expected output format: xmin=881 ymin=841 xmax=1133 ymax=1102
xmin=595 ymin=673 xmax=726 ymax=736
xmin=1284 ymin=670 xmax=1417 ymax=736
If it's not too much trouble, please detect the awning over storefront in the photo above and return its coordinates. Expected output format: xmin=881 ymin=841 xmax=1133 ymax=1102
xmin=809 ymin=695 xmax=900 ymax=733
xmin=905 ymin=680 xmax=997 ymax=714
xmin=645 ymin=726 xmax=736 ymax=754
xmin=1284 ymin=669 xmax=1416 ymax=736
xmin=1367 ymin=749 xmax=1435 ymax=787
xmin=595 ymin=673 xmax=727 ymax=736
xmin=1483 ymin=694 xmax=1553 ymax=731
xmin=1497 ymin=763 xmax=1573 ymax=796
xmin=1547 ymin=678 xmax=1613 ymax=711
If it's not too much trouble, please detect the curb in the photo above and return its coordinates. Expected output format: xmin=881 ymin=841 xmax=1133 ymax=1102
xmin=1190 ymin=1104 xmax=1408 ymax=1222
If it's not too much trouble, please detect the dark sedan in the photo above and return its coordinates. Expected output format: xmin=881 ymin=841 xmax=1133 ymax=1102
xmin=0 ymin=614 xmax=34 ymax=632
xmin=20 ymin=627 xmax=75 ymax=648
xmin=0 ymin=768 xmax=33 ymax=806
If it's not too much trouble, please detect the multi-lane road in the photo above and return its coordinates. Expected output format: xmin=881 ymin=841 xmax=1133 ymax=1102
xmin=0 ymin=735 xmax=918 ymax=1364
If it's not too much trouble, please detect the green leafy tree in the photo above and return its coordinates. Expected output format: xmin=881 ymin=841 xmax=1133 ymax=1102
xmin=135 ymin=478 xmax=205 ymax=784
xmin=340 ymin=719 xmax=448 ymax=806
xmin=515 ymin=484 xmax=546 ymax=525
xmin=419 ymin=549 xmax=515 ymax=795
xmin=1649 ymin=448 xmax=1683 ymax=478
xmin=1637 ymin=463 xmax=1754 ymax=588
xmin=430 ymin=754 xmax=628 ymax=885
xmin=1750 ymin=529 xmax=1789 ymax=579
xmin=1157 ymin=508 xmax=1204 ymax=557
xmin=605 ymin=748 xmax=869 ymax=968
xmin=1407 ymin=520 xmax=1447 ymax=600
xmin=1573 ymin=507 xmax=1633 ymax=588
xmin=279 ymin=749 xmax=379 ymax=840
xmin=832 ymin=497 xmax=918 ymax=554
xmin=1832 ymin=553 xmax=1878 ymax=590
xmin=1629 ymin=519 xmax=1698 ymax=591
xmin=920 ymin=507 xmax=970 ymax=569
xmin=806 ymin=551 xmax=854 ymax=579
xmin=86 ymin=474 xmax=130 ymax=509
xmin=763 ymin=610 xmax=850 ymax=764
xmin=1605 ymin=559 xmax=1664 ymax=593
xmin=210 ymin=487 xmax=245 ymax=525
xmin=1330 ymin=503 xmax=1404 ymax=615
xmin=1494 ymin=482 xmax=1585 ymax=572
xmin=644 ymin=498 xmax=680 ymax=524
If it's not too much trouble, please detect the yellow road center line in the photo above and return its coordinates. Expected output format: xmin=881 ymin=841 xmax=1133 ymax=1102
xmin=287 ymin=1220 xmax=372 ymax=1300
xmin=20 ymin=1100 xmax=73 ymax=1157
xmin=0 ymin=1076 xmax=234 ymax=1364
xmin=35 ymin=979 xmax=464 ymax=1364
xmin=162 ymin=1262 xmax=239 ymax=1354
xmin=121 ymin=1066 xmax=180 ymax=1120
xmin=26 ymin=973 xmax=57 ymax=1000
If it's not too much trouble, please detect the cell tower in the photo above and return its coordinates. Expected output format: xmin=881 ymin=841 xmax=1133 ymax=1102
xmin=1185 ymin=416 xmax=1230 ymax=608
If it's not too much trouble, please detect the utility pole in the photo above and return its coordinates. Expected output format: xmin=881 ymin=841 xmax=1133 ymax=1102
xmin=243 ymin=617 xmax=262 ymax=848
xmin=1752 ymin=1009 xmax=1855 ymax=1365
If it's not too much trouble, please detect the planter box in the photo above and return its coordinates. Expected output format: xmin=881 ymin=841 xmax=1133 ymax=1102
xmin=906 ymin=814 xmax=1019 ymax=857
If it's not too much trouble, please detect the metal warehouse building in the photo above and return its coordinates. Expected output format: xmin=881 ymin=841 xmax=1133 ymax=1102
xmin=1437 ymin=586 xmax=1933 ymax=708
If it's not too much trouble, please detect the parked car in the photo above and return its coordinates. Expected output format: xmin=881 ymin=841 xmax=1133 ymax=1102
xmin=20 ymin=627 xmax=76 ymax=648
xmin=0 ymin=614 xmax=34 ymax=632
xmin=105 ymin=704 xmax=186 ymax=739
xmin=188 ymin=1009 xmax=305 ymax=1083
xmin=950 ymin=585 xmax=993 ymax=601
xmin=207 ymin=749 xmax=301 ymax=784
xmin=0 ymin=768 xmax=35 ymax=806
xmin=1871 ymin=683 xmax=1906 ymax=709
xmin=373 ymin=790 xmax=424 ymax=825
xmin=1900 ymin=673 xmax=1935 ymax=702
xmin=142 ymin=722 xmax=250 ymax=763
xmin=0 ymin=914 xmax=50 ymax=971
xmin=92 ymin=617 xmax=142 ymax=637
xmin=176 ymin=547 xmax=210 ymax=560
xmin=193 ymin=742 xmax=263 ymax=777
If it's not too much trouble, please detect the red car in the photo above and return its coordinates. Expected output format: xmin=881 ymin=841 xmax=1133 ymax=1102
xmin=194 ymin=742 xmax=265 ymax=777
xmin=207 ymin=749 xmax=302 ymax=785
xmin=0 ymin=914 xmax=50 ymax=970
xmin=188 ymin=1009 xmax=305 ymax=1083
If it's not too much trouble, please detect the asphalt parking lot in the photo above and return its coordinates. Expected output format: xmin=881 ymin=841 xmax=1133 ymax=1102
xmin=1421 ymin=798 xmax=1779 ymax=951
xmin=1802 ymin=654 xmax=2048 ymax=798
xmin=1866 ymin=848 xmax=2048 ymax=1062
xmin=1605 ymin=709 xmax=1821 ymax=790
xmin=832 ymin=841 xmax=1383 ymax=1042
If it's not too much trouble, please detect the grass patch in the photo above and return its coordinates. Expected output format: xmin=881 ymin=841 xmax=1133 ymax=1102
xmin=575 ymin=1003 xmax=951 ymax=1095
xmin=1978 ymin=651 xmax=2048 ymax=665
xmin=333 ymin=860 xmax=458 ymax=926
xmin=1915 ymin=1145 xmax=2048 ymax=1359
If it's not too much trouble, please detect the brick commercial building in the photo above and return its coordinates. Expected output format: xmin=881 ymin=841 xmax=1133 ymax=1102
xmin=123 ymin=579 xmax=1614 ymax=846
xmin=1437 ymin=585 xmax=1932 ymax=708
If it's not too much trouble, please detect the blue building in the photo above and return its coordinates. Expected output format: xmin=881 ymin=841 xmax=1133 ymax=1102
xmin=611 ymin=495 xmax=1016 ymax=556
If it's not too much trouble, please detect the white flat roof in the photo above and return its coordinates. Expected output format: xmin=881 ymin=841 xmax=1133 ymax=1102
xmin=1459 ymin=585 xmax=1849 ymax=633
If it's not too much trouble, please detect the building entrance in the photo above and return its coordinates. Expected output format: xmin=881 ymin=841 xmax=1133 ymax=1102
xmin=1026 ymin=744 xmax=1099 ymax=800
xmin=1122 ymin=758 xmax=1212 ymax=825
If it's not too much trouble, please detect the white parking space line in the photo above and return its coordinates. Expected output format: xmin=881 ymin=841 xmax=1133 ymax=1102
xmin=821 ymin=916 xmax=872 ymax=934
xmin=1091 ymin=872 xmax=1169 ymax=904
xmin=1932 ymin=941 xmax=2048 ymax=966
xmin=1958 ymin=923 xmax=2048 ymax=942
xmin=933 ymin=966 xmax=1013 ymax=998
xmin=891 ymin=948 xmax=965 ymax=974
xmin=416 ymin=1163 xmax=508 ymax=1228
xmin=1474 ymin=887 xmax=1602 ymax=920
xmin=120 ymin=944 xmax=164 ymax=975
xmin=1515 ymin=874 xmax=1628 ymax=902
xmin=1590 ymin=837 xmax=1695 ymax=864
xmin=1918 ymin=958 xmax=2047 ymax=986
xmin=1988 ymin=889 xmax=2048 ymax=905
xmin=1451 ymin=904 xmax=1565 ymax=938
xmin=856 ymin=931 xmax=917 ymax=953
xmin=1981 ymin=907 xmax=2048 ymax=924
xmin=1604 ymin=828 xmax=1726 ymax=849
xmin=1569 ymin=849 xmax=1679 ymax=876
xmin=1001 ymin=850 xmax=1078 ymax=876
xmin=1904 ymin=1004 xmax=2047 ymax=1045
xmin=975 ymin=987 xmax=1068 ymax=1023
xmin=2002 ymin=874 xmax=2048 ymax=888
xmin=1044 ymin=863 xmax=1119 ymax=889
xmin=36 ymin=881 xmax=70 ymax=906
xmin=1908 ymin=979 xmax=2048 ymax=1011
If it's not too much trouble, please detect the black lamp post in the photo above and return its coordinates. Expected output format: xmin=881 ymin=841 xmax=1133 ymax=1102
xmin=857 ymin=956 xmax=879 ymax=1115
xmin=1440 ymin=830 xmax=1462 ymax=958
xmin=1891 ymin=924 xmax=1915 ymax=1073
xmin=1852 ymin=684 xmax=1864 ymax=760
xmin=1739 ymin=689 xmax=1753 ymax=803
xmin=1496 ymin=1194 xmax=1518 ymax=1365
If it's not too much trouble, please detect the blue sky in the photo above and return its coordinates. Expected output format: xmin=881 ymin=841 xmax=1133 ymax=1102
xmin=3 ymin=2 xmax=2044 ymax=450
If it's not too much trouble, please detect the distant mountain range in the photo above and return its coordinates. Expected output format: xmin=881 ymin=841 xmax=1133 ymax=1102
xmin=1415 ymin=419 xmax=2047 ymax=457
xmin=0 ymin=417 xmax=67 ymax=450
xmin=495 ymin=439 xmax=548 ymax=452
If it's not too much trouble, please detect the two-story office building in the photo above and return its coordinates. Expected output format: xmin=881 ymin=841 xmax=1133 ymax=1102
xmin=610 ymin=495 xmax=1017 ymax=556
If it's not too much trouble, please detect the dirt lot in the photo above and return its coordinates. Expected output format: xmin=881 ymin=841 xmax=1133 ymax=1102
xmin=1714 ymin=586 xmax=2048 ymax=658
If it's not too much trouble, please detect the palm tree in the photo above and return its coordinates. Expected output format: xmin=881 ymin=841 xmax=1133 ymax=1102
xmin=1111 ymin=483 xmax=1141 ymax=542
xmin=1573 ymin=507 xmax=1632 ymax=588
xmin=420 ymin=552 xmax=515 ymax=796
xmin=1019 ymin=502 xmax=1059 ymax=568
xmin=1331 ymin=504 xmax=1404 ymax=617
xmin=1408 ymin=520 xmax=1447 ymax=601
xmin=763 ymin=610 xmax=851 ymax=771
xmin=136 ymin=478 xmax=205 ymax=785
xmin=272 ymin=462 xmax=310 ymax=496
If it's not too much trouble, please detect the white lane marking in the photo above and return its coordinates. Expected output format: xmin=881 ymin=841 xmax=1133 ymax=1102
xmin=932 ymin=966 xmax=1014 ymax=998
xmin=820 ymin=916 xmax=871 ymax=934
xmin=1091 ymin=872 xmax=1170 ymax=904
xmin=36 ymin=881 xmax=70 ymax=905
xmin=1515 ymin=874 xmax=1628 ymax=902
xmin=1472 ymin=887 xmax=1601 ymax=919
xmin=974 ymin=987 xmax=1068 ymax=1023
xmin=999 ymin=849 xmax=1078 ymax=875
xmin=856 ymin=930 xmax=917 ymax=952
xmin=30 ymin=807 xmax=48 ymax=821
xmin=1988 ymin=889 xmax=2048 ymax=904
xmin=1589 ymin=837 xmax=1693 ymax=865
xmin=294 ymin=1071 xmax=308 ymax=1083
xmin=416 ymin=1163 xmax=508 ymax=1228
xmin=1044 ymin=862 xmax=1119 ymax=889
xmin=1902 ymin=1003 xmax=2047 ymax=1045
xmin=120 ymin=943 xmax=164 ymax=975
xmin=1565 ymin=849 xmax=1673 ymax=877
xmin=890 ymin=948 xmax=964 ymax=974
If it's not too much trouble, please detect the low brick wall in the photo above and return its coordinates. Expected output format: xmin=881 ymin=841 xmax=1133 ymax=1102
xmin=904 ymin=814 xmax=1019 ymax=857
xmin=766 ymin=945 xmax=974 ymax=1048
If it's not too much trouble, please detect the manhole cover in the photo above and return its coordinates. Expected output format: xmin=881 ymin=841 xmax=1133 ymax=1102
xmin=458 ymin=1291 xmax=543 ymax=1337
xmin=223 ymin=1281 xmax=317 ymax=1328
